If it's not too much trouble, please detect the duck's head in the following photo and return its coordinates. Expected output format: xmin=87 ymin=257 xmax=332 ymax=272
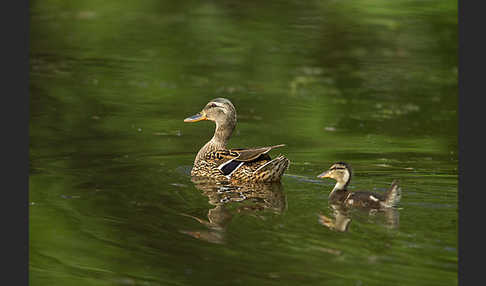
xmin=317 ymin=162 xmax=352 ymax=188
xmin=184 ymin=98 xmax=237 ymax=128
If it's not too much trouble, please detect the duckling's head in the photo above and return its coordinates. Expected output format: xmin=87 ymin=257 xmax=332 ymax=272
xmin=184 ymin=98 xmax=236 ymax=128
xmin=317 ymin=162 xmax=352 ymax=188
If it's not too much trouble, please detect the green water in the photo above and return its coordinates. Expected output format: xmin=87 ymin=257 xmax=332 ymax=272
xmin=30 ymin=0 xmax=457 ymax=285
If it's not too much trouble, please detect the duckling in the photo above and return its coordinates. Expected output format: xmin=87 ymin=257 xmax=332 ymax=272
xmin=317 ymin=162 xmax=401 ymax=209
xmin=184 ymin=98 xmax=289 ymax=182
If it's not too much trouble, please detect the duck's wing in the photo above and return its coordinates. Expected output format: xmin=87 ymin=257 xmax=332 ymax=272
xmin=207 ymin=144 xmax=286 ymax=176
xmin=202 ymin=150 xmax=241 ymax=176
xmin=204 ymin=149 xmax=240 ymax=161
xmin=349 ymin=191 xmax=386 ymax=202
xmin=230 ymin=144 xmax=286 ymax=162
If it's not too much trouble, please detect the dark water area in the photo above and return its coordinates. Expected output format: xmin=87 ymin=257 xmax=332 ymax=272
xmin=30 ymin=0 xmax=457 ymax=285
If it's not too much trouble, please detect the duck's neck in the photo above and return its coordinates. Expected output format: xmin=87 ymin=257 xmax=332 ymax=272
xmin=212 ymin=120 xmax=234 ymax=144
xmin=194 ymin=120 xmax=235 ymax=164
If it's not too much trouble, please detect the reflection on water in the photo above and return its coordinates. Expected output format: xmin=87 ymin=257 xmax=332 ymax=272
xmin=191 ymin=177 xmax=287 ymax=213
xmin=319 ymin=205 xmax=352 ymax=232
xmin=180 ymin=178 xmax=286 ymax=244
xmin=319 ymin=204 xmax=399 ymax=232
xmin=180 ymin=205 xmax=230 ymax=244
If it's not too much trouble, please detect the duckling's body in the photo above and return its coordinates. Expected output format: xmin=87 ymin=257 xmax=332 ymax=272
xmin=184 ymin=98 xmax=289 ymax=182
xmin=317 ymin=162 xmax=401 ymax=209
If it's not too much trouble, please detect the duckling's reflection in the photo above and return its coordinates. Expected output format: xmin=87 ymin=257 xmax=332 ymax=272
xmin=318 ymin=204 xmax=352 ymax=232
xmin=319 ymin=203 xmax=400 ymax=232
xmin=179 ymin=177 xmax=286 ymax=243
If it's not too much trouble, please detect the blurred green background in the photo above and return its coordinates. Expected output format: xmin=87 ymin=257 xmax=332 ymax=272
xmin=30 ymin=0 xmax=457 ymax=285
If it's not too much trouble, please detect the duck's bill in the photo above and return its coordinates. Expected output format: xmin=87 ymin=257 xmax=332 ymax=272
xmin=317 ymin=170 xmax=330 ymax=178
xmin=184 ymin=113 xmax=207 ymax=122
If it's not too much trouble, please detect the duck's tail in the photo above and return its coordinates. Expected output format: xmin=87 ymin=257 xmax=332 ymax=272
xmin=253 ymin=155 xmax=290 ymax=182
xmin=381 ymin=180 xmax=402 ymax=208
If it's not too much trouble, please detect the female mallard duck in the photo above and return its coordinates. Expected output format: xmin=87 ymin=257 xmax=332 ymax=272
xmin=317 ymin=162 xmax=401 ymax=209
xmin=184 ymin=98 xmax=289 ymax=182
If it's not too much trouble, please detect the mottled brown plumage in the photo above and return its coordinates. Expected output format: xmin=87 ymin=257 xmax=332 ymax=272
xmin=184 ymin=98 xmax=289 ymax=182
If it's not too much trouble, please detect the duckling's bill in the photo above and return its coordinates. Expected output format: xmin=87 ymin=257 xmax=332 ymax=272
xmin=317 ymin=170 xmax=331 ymax=178
xmin=184 ymin=112 xmax=207 ymax=122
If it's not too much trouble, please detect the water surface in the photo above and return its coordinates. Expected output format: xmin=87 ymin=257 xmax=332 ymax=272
xmin=30 ymin=1 xmax=457 ymax=285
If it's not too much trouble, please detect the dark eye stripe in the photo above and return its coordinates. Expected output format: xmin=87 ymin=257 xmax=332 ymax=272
xmin=330 ymin=166 xmax=345 ymax=170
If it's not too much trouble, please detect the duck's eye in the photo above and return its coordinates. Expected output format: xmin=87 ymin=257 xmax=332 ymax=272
xmin=207 ymin=103 xmax=218 ymax=109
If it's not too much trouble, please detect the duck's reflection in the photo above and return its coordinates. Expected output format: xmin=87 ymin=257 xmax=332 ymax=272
xmin=180 ymin=205 xmax=231 ymax=244
xmin=319 ymin=203 xmax=400 ymax=232
xmin=179 ymin=177 xmax=286 ymax=243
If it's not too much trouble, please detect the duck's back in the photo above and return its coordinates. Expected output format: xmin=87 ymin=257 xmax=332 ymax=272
xmin=191 ymin=152 xmax=289 ymax=182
